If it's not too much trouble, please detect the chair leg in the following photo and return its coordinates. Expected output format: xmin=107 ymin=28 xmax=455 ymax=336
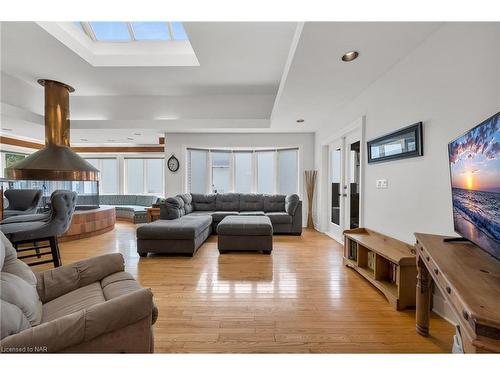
xmin=34 ymin=241 xmax=41 ymax=258
xmin=49 ymin=236 xmax=61 ymax=267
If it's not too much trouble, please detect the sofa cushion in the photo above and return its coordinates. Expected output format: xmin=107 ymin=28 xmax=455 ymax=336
xmin=114 ymin=205 xmax=148 ymax=213
xmin=211 ymin=211 xmax=239 ymax=222
xmin=1 ymin=232 xmax=37 ymax=287
xmin=101 ymin=195 xmax=136 ymax=206
xmin=192 ymin=194 xmax=217 ymax=211
xmin=0 ymin=300 xmax=31 ymax=340
xmin=217 ymin=215 xmax=273 ymax=236
xmin=161 ymin=197 xmax=185 ymax=220
xmin=238 ymin=211 xmax=265 ymax=216
xmin=177 ymin=193 xmax=193 ymax=214
xmin=136 ymin=195 xmax=157 ymax=207
xmin=265 ymin=212 xmax=293 ymax=224
xmin=185 ymin=211 xmax=214 ymax=217
xmin=285 ymin=194 xmax=300 ymax=216
xmin=41 ymin=282 xmax=105 ymax=323
xmin=239 ymin=194 xmax=264 ymax=211
xmin=1 ymin=272 xmax=43 ymax=326
xmin=136 ymin=216 xmax=212 ymax=240
xmin=216 ymin=193 xmax=240 ymax=211
xmin=263 ymin=194 xmax=286 ymax=212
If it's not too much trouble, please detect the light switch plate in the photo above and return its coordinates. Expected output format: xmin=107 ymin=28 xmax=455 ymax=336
xmin=376 ymin=179 xmax=388 ymax=189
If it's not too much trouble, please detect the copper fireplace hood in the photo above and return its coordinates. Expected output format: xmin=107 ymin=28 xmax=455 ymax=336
xmin=5 ymin=79 xmax=99 ymax=181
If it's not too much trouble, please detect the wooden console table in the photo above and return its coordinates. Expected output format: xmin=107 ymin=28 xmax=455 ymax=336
xmin=414 ymin=233 xmax=500 ymax=353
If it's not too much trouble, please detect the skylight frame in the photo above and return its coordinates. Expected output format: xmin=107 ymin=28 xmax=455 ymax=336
xmin=75 ymin=22 xmax=188 ymax=43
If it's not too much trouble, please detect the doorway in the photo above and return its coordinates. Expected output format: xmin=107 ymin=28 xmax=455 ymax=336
xmin=325 ymin=126 xmax=363 ymax=243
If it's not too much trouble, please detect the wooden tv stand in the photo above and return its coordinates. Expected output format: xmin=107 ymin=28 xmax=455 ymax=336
xmin=414 ymin=233 xmax=500 ymax=353
xmin=343 ymin=228 xmax=416 ymax=310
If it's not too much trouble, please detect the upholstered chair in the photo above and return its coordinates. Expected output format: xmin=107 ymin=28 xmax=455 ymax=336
xmin=0 ymin=190 xmax=77 ymax=267
xmin=0 ymin=232 xmax=157 ymax=353
xmin=3 ymin=189 xmax=42 ymax=218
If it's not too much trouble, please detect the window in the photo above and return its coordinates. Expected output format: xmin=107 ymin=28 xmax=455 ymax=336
xmin=146 ymin=159 xmax=163 ymax=194
xmin=0 ymin=152 xmax=26 ymax=178
xmin=211 ymin=152 xmax=231 ymax=193
xmin=278 ymin=149 xmax=298 ymax=194
xmin=188 ymin=150 xmax=208 ymax=194
xmin=76 ymin=22 xmax=189 ymax=42
xmin=186 ymin=148 xmax=299 ymax=195
xmin=125 ymin=158 xmax=164 ymax=195
xmin=83 ymin=158 xmax=118 ymax=194
xmin=234 ymin=152 xmax=252 ymax=193
xmin=256 ymin=151 xmax=275 ymax=194
xmin=131 ymin=22 xmax=170 ymax=41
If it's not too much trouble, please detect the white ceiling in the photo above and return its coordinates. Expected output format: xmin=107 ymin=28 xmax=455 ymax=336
xmin=0 ymin=21 xmax=443 ymax=144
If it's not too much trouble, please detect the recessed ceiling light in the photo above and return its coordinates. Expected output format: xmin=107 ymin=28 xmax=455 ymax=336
xmin=296 ymin=119 xmax=305 ymax=123
xmin=133 ymin=133 xmax=142 ymax=136
xmin=341 ymin=51 xmax=359 ymax=62
xmin=2 ymin=128 xmax=13 ymax=131
xmin=127 ymin=137 xmax=134 ymax=140
xmin=80 ymin=138 xmax=88 ymax=141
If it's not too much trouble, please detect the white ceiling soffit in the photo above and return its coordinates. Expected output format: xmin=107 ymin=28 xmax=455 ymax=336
xmin=36 ymin=22 xmax=199 ymax=67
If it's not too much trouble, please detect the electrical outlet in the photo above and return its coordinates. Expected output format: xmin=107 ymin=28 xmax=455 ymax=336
xmin=376 ymin=179 xmax=388 ymax=189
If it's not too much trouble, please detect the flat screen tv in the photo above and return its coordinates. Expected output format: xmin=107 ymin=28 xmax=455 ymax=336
xmin=448 ymin=111 xmax=500 ymax=260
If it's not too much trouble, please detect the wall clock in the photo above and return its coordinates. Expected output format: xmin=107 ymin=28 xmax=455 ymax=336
xmin=167 ymin=154 xmax=179 ymax=172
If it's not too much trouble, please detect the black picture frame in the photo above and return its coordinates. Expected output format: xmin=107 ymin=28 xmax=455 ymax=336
xmin=367 ymin=122 xmax=423 ymax=164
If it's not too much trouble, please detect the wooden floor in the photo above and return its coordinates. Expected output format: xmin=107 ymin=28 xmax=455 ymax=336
xmin=47 ymin=222 xmax=453 ymax=353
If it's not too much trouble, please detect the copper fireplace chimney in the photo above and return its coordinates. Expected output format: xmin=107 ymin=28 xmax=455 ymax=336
xmin=5 ymin=80 xmax=99 ymax=181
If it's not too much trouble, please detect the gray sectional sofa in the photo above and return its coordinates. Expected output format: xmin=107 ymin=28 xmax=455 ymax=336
xmin=77 ymin=195 xmax=159 ymax=223
xmin=136 ymin=193 xmax=302 ymax=257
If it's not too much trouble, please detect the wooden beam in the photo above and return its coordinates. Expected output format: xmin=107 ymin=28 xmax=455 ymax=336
xmin=0 ymin=136 xmax=165 ymax=153
xmin=72 ymin=146 xmax=164 ymax=153
xmin=0 ymin=136 xmax=43 ymax=150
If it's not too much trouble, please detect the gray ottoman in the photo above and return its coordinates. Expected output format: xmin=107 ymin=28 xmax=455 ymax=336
xmin=136 ymin=216 xmax=212 ymax=257
xmin=217 ymin=215 xmax=273 ymax=254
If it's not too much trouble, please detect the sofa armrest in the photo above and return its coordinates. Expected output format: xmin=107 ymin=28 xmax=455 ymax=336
xmin=36 ymin=253 xmax=125 ymax=303
xmin=0 ymin=288 xmax=153 ymax=353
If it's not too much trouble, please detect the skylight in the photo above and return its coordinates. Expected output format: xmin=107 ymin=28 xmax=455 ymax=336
xmin=74 ymin=22 xmax=189 ymax=42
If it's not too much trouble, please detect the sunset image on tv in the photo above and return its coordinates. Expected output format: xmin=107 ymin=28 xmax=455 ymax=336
xmin=448 ymin=112 xmax=500 ymax=259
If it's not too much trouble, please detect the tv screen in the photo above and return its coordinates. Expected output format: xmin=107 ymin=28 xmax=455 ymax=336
xmin=448 ymin=111 xmax=500 ymax=260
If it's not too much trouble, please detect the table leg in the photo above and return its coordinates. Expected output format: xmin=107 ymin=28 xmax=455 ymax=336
xmin=416 ymin=256 xmax=432 ymax=336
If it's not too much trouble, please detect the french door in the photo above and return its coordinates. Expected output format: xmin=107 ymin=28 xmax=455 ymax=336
xmin=327 ymin=129 xmax=362 ymax=242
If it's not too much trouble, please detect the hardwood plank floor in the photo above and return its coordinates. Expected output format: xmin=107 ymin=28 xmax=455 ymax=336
xmin=43 ymin=222 xmax=453 ymax=353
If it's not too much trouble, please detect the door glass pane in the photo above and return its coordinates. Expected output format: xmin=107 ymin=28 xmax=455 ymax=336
xmin=189 ymin=150 xmax=208 ymax=194
xmin=349 ymin=142 xmax=360 ymax=229
xmin=278 ymin=149 xmax=298 ymax=194
xmin=212 ymin=152 xmax=230 ymax=193
xmin=101 ymin=159 xmax=118 ymax=194
xmin=146 ymin=159 xmax=163 ymax=194
xmin=234 ymin=152 xmax=252 ymax=193
xmin=126 ymin=159 xmax=144 ymax=194
xmin=330 ymin=148 xmax=342 ymax=225
xmin=257 ymin=151 xmax=275 ymax=194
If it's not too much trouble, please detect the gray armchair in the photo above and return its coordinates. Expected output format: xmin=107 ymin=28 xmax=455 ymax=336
xmin=3 ymin=189 xmax=42 ymax=218
xmin=0 ymin=190 xmax=77 ymax=267
xmin=0 ymin=233 xmax=157 ymax=353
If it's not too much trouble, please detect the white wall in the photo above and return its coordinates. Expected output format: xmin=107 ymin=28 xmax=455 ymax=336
xmin=164 ymin=132 xmax=315 ymax=226
xmin=314 ymin=23 xmax=500 ymax=244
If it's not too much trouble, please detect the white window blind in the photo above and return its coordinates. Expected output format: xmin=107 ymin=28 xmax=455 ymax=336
xmin=186 ymin=148 xmax=299 ymax=195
